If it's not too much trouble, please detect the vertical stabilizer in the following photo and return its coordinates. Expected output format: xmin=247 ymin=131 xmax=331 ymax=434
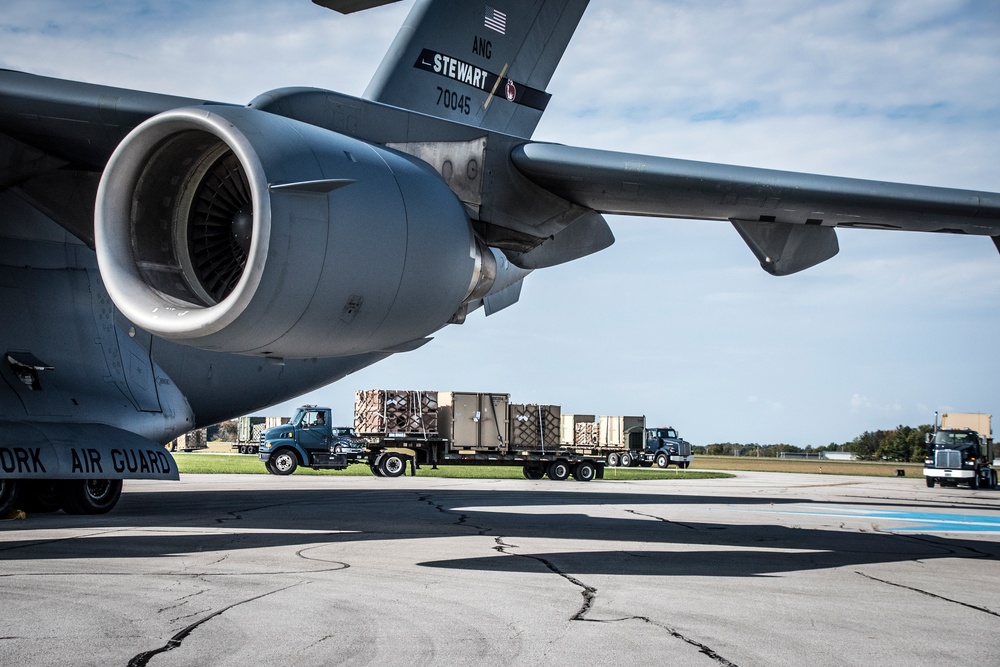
xmin=364 ymin=0 xmax=589 ymax=137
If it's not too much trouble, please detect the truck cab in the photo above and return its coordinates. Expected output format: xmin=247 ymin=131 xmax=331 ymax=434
xmin=258 ymin=406 xmax=365 ymax=475
xmin=642 ymin=427 xmax=694 ymax=469
xmin=923 ymin=428 xmax=997 ymax=489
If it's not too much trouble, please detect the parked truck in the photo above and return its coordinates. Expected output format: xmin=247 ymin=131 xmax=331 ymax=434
xmin=565 ymin=415 xmax=694 ymax=469
xmin=234 ymin=416 xmax=290 ymax=455
xmin=924 ymin=414 xmax=996 ymax=489
xmin=258 ymin=406 xmax=367 ymax=475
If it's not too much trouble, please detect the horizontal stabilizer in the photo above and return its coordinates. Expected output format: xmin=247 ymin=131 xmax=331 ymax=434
xmin=0 ymin=422 xmax=179 ymax=480
xmin=731 ymin=219 xmax=839 ymax=276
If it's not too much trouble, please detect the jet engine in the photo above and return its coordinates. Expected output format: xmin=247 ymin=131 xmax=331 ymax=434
xmin=96 ymin=106 xmax=496 ymax=357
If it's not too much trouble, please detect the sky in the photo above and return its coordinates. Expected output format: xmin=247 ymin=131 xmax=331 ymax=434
xmin=3 ymin=0 xmax=998 ymax=447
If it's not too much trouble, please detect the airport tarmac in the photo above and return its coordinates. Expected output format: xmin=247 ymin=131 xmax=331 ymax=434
xmin=1 ymin=471 xmax=998 ymax=666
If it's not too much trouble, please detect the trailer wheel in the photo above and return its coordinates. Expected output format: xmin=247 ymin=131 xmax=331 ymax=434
xmin=925 ymin=476 xmax=935 ymax=488
xmin=655 ymin=453 xmax=669 ymax=469
xmin=522 ymin=466 xmax=545 ymax=480
xmin=618 ymin=452 xmax=631 ymax=468
xmin=379 ymin=453 xmax=406 ymax=478
xmin=270 ymin=450 xmax=298 ymax=475
xmin=58 ymin=479 xmax=123 ymax=515
xmin=606 ymin=453 xmax=620 ymax=467
xmin=572 ymin=461 xmax=596 ymax=482
xmin=547 ymin=461 xmax=570 ymax=481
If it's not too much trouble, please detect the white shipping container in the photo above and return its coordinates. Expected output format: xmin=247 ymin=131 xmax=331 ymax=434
xmin=599 ymin=415 xmax=646 ymax=448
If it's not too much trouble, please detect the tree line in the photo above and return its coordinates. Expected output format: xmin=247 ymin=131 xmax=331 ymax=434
xmin=695 ymin=424 xmax=935 ymax=463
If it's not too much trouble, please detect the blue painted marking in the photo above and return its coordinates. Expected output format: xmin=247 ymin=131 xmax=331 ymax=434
xmin=737 ymin=505 xmax=1000 ymax=534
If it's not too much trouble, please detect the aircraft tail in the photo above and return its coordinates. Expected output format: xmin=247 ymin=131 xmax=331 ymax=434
xmin=364 ymin=0 xmax=589 ymax=137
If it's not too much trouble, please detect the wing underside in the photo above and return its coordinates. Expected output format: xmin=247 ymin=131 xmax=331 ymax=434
xmin=512 ymin=142 xmax=1000 ymax=275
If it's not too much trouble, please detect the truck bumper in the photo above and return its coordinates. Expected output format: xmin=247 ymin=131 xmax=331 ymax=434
xmin=923 ymin=468 xmax=974 ymax=479
xmin=670 ymin=455 xmax=694 ymax=463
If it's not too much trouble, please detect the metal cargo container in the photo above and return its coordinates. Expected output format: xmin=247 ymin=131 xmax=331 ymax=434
xmin=509 ymin=404 xmax=561 ymax=450
xmin=560 ymin=414 xmax=596 ymax=445
xmin=355 ymin=389 xmax=438 ymax=435
xmin=438 ymin=392 xmax=509 ymax=451
xmin=940 ymin=412 xmax=992 ymax=439
xmin=599 ymin=415 xmax=646 ymax=448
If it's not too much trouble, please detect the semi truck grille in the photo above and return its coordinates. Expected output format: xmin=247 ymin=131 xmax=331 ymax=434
xmin=678 ymin=442 xmax=692 ymax=456
xmin=935 ymin=450 xmax=961 ymax=468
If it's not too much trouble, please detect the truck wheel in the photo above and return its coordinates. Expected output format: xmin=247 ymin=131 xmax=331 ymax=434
xmin=58 ymin=480 xmax=123 ymax=515
xmin=655 ymin=453 xmax=669 ymax=469
xmin=0 ymin=479 xmax=19 ymax=517
xmin=270 ymin=450 xmax=298 ymax=475
xmin=925 ymin=477 xmax=935 ymax=488
xmin=606 ymin=453 xmax=620 ymax=467
xmin=523 ymin=466 xmax=545 ymax=480
xmin=547 ymin=461 xmax=570 ymax=481
xmin=618 ymin=452 xmax=631 ymax=468
xmin=970 ymin=473 xmax=979 ymax=489
xmin=379 ymin=453 xmax=406 ymax=478
xmin=992 ymin=470 xmax=998 ymax=489
xmin=681 ymin=462 xmax=690 ymax=469
xmin=572 ymin=461 xmax=596 ymax=482
xmin=370 ymin=464 xmax=383 ymax=477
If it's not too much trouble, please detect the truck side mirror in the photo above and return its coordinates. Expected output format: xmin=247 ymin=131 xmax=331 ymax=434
xmin=925 ymin=433 xmax=932 ymax=444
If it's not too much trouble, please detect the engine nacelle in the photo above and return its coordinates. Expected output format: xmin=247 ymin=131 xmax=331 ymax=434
xmin=96 ymin=106 xmax=495 ymax=357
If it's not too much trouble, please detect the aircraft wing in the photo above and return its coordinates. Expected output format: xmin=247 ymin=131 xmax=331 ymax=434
xmin=512 ymin=142 xmax=1000 ymax=275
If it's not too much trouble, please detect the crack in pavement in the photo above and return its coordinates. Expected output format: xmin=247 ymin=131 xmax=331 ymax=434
xmin=623 ymin=508 xmax=702 ymax=531
xmin=493 ymin=537 xmax=738 ymax=666
xmin=855 ymin=572 xmax=1000 ymax=617
xmin=417 ymin=493 xmax=490 ymax=536
xmin=127 ymin=582 xmax=303 ymax=667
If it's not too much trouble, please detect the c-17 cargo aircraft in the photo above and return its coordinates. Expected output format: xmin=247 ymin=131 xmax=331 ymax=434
xmin=1 ymin=0 xmax=997 ymax=515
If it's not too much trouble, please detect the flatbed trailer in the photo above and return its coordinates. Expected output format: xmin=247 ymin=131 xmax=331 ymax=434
xmin=365 ymin=435 xmax=606 ymax=481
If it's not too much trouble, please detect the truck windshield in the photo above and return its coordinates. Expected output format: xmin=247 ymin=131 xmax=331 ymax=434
xmin=933 ymin=431 xmax=977 ymax=447
xmin=649 ymin=429 xmax=678 ymax=439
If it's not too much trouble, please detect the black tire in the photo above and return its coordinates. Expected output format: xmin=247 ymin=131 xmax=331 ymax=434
xmin=523 ymin=466 xmax=545 ymax=480
xmin=547 ymin=460 xmax=570 ymax=481
xmin=370 ymin=464 xmax=383 ymax=477
xmin=572 ymin=461 xmax=596 ymax=482
xmin=992 ymin=470 xmax=998 ymax=490
xmin=606 ymin=453 xmax=620 ymax=468
xmin=19 ymin=481 xmax=61 ymax=513
xmin=270 ymin=449 xmax=298 ymax=476
xmin=58 ymin=479 xmax=123 ymax=515
xmin=970 ymin=473 xmax=979 ymax=489
xmin=379 ymin=453 xmax=406 ymax=478
xmin=655 ymin=453 xmax=669 ymax=469
xmin=926 ymin=476 xmax=935 ymax=487
xmin=681 ymin=462 xmax=690 ymax=469
xmin=0 ymin=479 xmax=19 ymax=517
xmin=618 ymin=452 xmax=631 ymax=468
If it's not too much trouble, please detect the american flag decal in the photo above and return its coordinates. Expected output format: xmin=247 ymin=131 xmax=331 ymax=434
xmin=484 ymin=6 xmax=506 ymax=35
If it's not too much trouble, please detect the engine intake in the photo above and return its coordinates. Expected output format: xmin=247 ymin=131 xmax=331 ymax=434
xmin=96 ymin=106 xmax=492 ymax=357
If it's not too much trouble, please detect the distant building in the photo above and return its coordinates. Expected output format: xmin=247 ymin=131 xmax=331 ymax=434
xmin=822 ymin=451 xmax=857 ymax=461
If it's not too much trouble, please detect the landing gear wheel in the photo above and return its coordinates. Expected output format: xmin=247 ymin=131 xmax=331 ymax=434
xmin=0 ymin=479 xmax=19 ymax=517
xmin=378 ymin=453 xmax=406 ymax=478
xmin=58 ymin=479 xmax=123 ymax=515
xmin=270 ymin=450 xmax=298 ymax=476
xmin=655 ymin=453 xmax=669 ymax=469
xmin=546 ymin=461 xmax=570 ymax=481
xmin=19 ymin=481 xmax=61 ymax=513
xmin=523 ymin=466 xmax=545 ymax=480
xmin=926 ymin=476 xmax=935 ymax=487
xmin=618 ymin=452 xmax=631 ymax=468
xmin=606 ymin=453 xmax=620 ymax=468
xmin=572 ymin=461 xmax=596 ymax=482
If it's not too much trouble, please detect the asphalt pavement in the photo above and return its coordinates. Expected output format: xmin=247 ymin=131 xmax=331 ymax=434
xmin=1 ymin=471 xmax=998 ymax=666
